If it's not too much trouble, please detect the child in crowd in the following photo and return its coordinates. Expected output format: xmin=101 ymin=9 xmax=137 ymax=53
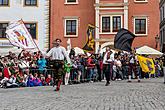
xmin=46 ymin=74 xmax=53 ymax=86
xmin=40 ymin=74 xmax=47 ymax=86
xmin=64 ymin=62 xmax=72 ymax=85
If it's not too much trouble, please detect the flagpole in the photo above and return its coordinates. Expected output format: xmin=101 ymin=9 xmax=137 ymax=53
xmin=20 ymin=19 xmax=41 ymax=52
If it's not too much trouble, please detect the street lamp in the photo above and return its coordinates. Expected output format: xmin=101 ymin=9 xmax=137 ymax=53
xmin=155 ymin=35 xmax=159 ymax=48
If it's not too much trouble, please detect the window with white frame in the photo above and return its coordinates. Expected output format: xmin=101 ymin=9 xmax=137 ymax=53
xmin=65 ymin=0 xmax=78 ymax=4
xmin=102 ymin=17 xmax=110 ymax=32
xmin=134 ymin=0 xmax=148 ymax=2
xmin=24 ymin=0 xmax=37 ymax=6
xmin=113 ymin=16 xmax=121 ymax=32
xmin=101 ymin=15 xmax=122 ymax=33
xmin=65 ymin=19 xmax=78 ymax=37
xmin=134 ymin=17 xmax=147 ymax=35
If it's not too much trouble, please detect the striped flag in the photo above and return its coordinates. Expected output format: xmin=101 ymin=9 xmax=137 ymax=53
xmin=5 ymin=20 xmax=37 ymax=49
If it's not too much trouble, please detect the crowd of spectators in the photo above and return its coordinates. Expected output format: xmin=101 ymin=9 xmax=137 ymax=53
xmin=0 ymin=48 xmax=164 ymax=88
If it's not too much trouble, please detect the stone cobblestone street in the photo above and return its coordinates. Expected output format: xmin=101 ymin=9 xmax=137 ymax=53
xmin=1 ymin=78 xmax=165 ymax=110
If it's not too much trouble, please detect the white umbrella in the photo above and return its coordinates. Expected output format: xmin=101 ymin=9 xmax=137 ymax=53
xmin=74 ymin=47 xmax=85 ymax=56
xmin=136 ymin=45 xmax=163 ymax=55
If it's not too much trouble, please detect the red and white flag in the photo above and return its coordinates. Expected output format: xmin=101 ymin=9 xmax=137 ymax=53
xmin=5 ymin=20 xmax=37 ymax=49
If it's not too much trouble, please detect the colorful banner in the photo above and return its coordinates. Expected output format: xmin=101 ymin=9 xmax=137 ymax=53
xmin=82 ymin=24 xmax=95 ymax=52
xmin=6 ymin=20 xmax=37 ymax=49
xmin=137 ymin=55 xmax=155 ymax=74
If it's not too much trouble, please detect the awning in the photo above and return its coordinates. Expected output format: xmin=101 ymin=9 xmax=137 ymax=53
xmin=136 ymin=45 xmax=163 ymax=55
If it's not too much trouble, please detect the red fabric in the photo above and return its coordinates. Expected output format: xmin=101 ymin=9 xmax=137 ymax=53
xmin=56 ymin=79 xmax=62 ymax=91
xmin=87 ymin=57 xmax=95 ymax=68
xmin=99 ymin=61 xmax=103 ymax=70
xmin=46 ymin=78 xmax=51 ymax=84
xmin=3 ymin=67 xmax=10 ymax=79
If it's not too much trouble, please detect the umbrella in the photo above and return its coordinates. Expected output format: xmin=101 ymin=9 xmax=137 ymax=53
xmin=136 ymin=45 xmax=163 ymax=56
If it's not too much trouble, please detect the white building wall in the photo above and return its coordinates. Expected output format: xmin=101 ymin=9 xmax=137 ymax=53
xmin=0 ymin=0 xmax=49 ymax=55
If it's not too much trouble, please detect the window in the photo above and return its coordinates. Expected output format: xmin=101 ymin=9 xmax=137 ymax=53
xmin=0 ymin=23 xmax=8 ymax=38
xmin=101 ymin=15 xmax=122 ymax=33
xmin=65 ymin=19 xmax=78 ymax=36
xmin=67 ymin=0 xmax=76 ymax=2
xmin=134 ymin=0 xmax=148 ymax=2
xmin=24 ymin=23 xmax=37 ymax=39
xmin=24 ymin=0 xmax=37 ymax=6
xmin=134 ymin=18 xmax=147 ymax=35
xmin=113 ymin=16 xmax=121 ymax=32
xmin=102 ymin=17 xmax=110 ymax=32
xmin=0 ymin=0 xmax=9 ymax=6
xmin=65 ymin=0 xmax=78 ymax=4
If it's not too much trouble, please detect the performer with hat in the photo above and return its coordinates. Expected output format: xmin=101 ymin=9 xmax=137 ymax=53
xmin=46 ymin=38 xmax=70 ymax=91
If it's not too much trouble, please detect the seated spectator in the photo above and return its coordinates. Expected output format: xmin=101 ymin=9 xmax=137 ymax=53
xmin=46 ymin=74 xmax=53 ymax=86
xmin=33 ymin=73 xmax=42 ymax=86
xmin=27 ymin=73 xmax=34 ymax=87
xmin=40 ymin=74 xmax=47 ymax=86
xmin=6 ymin=74 xmax=19 ymax=88
xmin=16 ymin=72 xmax=26 ymax=87
xmin=0 ymin=72 xmax=4 ymax=87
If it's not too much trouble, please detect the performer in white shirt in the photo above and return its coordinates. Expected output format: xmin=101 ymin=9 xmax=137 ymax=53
xmin=103 ymin=47 xmax=114 ymax=86
xmin=46 ymin=38 xmax=70 ymax=91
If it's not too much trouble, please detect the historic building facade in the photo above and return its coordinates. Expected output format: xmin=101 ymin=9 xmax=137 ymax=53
xmin=50 ymin=0 xmax=95 ymax=50
xmin=96 ymin=0 xmax=160 ymax=53
xmin=51 ymin=0 xmax=160 ymax=53
xmin=160 ymin=0 xmax=165 ymax=52
xmin=0 ymin=0 xmax=49 ymax=55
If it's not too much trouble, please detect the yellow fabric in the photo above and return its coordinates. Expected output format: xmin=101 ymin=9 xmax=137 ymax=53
xmin=137 ymin=55 xmax=155 ymax=74
xmin=18 ymin=36 xmax=25 ymax=40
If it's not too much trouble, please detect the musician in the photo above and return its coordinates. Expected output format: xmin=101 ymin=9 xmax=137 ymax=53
xmin=46 ymin=38 xmax=70 ymax=91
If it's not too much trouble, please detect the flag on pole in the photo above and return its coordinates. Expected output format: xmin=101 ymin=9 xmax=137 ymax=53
xmin=137 ymin=55 xmax=155 ymax=74
xmin=5 ymin=20 xmax=37 ymax=49
xmin=82 ymin=24 xmax=95 ymax=52
xmin=114 ymin=28 xmax=136 ymax=52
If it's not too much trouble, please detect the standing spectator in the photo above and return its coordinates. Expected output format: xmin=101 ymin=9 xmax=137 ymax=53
xmin=121 ymin=54 xmax=129 ymax=79
xmin=37 ymin=55 xmax=47 ymax=76
xmin=64 ymin=62 xmax=72 ymax=85
xmin=72 ymin=60 xmax=78 ymax=82
xmin=87 ymin=55 xmax=95 ymax=82
xmin=162 ymin=54 xmax=165 ymax=83
xmin=77 ymin=61 xmax=82 ymax=83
